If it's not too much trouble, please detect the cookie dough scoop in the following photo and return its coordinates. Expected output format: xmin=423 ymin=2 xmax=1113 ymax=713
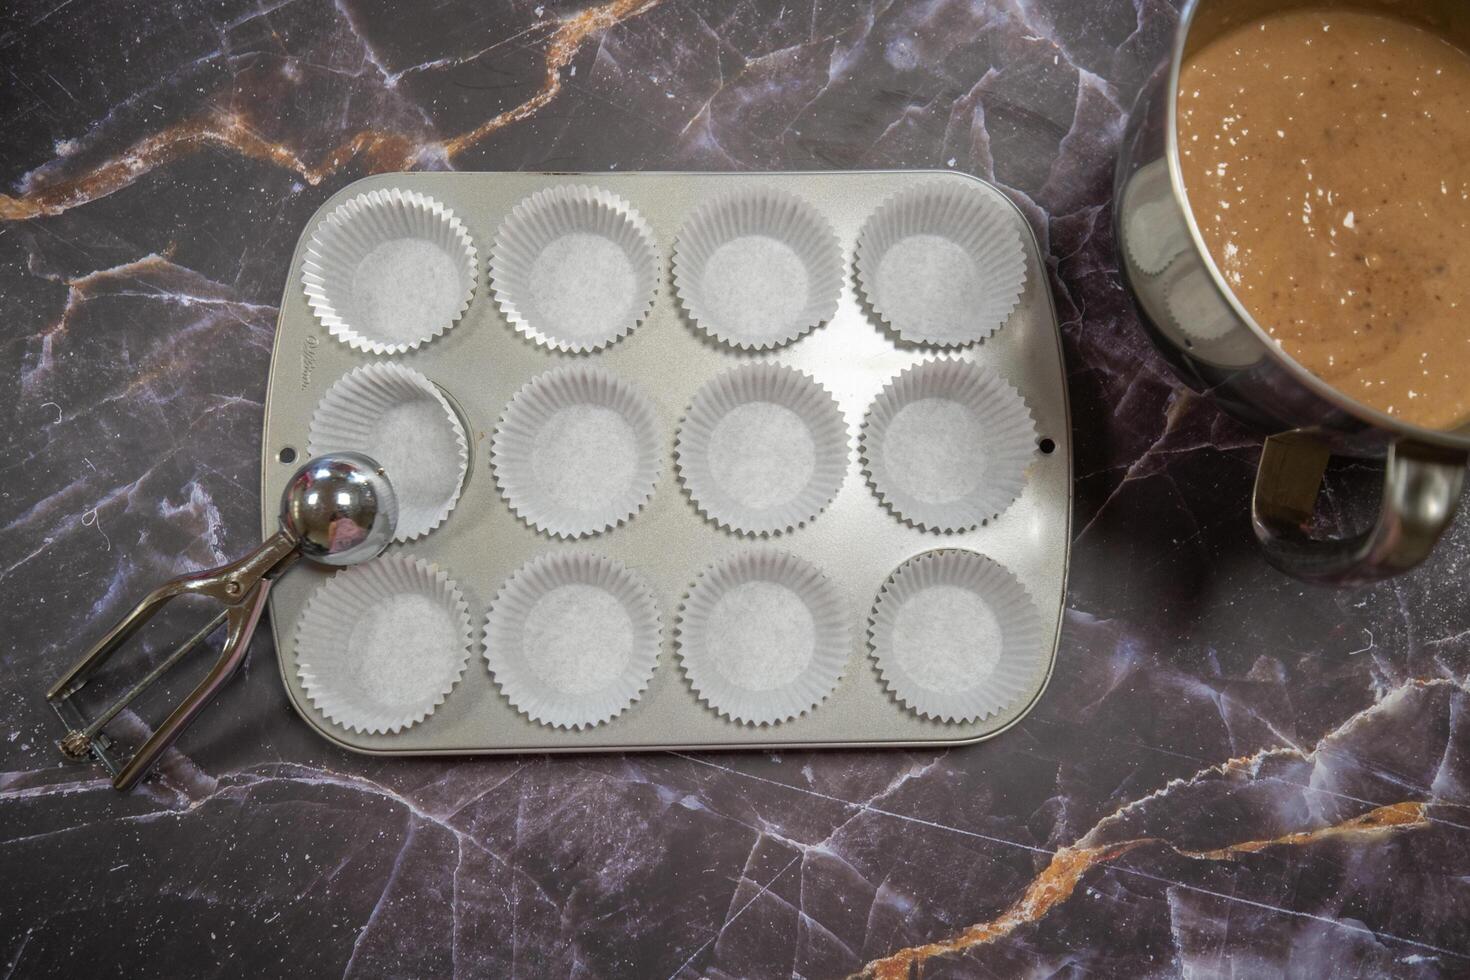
xmin=46 ymin=452 xmax=397 ymax=791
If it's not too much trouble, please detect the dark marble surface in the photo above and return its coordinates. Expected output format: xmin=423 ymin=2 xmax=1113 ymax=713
xmin=3 ymin=1 xmax=1468 ymax=976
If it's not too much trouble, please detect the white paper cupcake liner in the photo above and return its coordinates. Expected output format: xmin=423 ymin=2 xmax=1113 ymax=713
xmin=295 ymin=553 xmax=475 ymax=735
xmin=302 ymin=188 xmax=478 ymax=355
xmin=869 ymin=550 xmax=1046 ymax=723
xmin=307 ymin=362 xmax=469 ymax=542
xmin=856 ymin=181 xmax=1027 ymax=347
xmin=676 ymin=363 xmax=849 ymax=535
xmin=861 ymin=359 xmax=1037 ymax=531
xmin=1165 ymin=263 xmax=1239 ymax=342
xmin=1120 ymin=157 xmax=1194 ymax=277
xmin=673 ymin=187 xmax=843 ymax=350
xmin=491 ymin=365 xmax=661 ymax=538
xmin=489 ymin=185 xmax=660 ymax=352
xmin=677 ymin=550 xmax=849 ymax=726
xmin=1159 ymin=262 xmax=1261 ymax=369
xmin=484 ymin=552 xmax=661 ymax=730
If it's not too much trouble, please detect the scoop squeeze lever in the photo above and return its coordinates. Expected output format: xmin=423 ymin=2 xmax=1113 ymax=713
xmin=46 ymin=452 xmax=397 ymax=792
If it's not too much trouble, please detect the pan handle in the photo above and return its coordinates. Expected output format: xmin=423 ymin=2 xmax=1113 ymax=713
xmin=1252 ymin=431 xmax=1466 ymax=584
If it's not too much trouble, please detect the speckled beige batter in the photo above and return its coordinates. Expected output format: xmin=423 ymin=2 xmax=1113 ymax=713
xmin=1178 ymin=8 xmax=1470 ymax=429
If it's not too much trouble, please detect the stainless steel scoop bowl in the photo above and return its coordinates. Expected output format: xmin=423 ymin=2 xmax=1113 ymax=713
xmin=47 ymin=452 xmax=397 ymax=791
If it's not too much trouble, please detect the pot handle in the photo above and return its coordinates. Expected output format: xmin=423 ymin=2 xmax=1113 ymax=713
xmin=1251 ymin=431 xmax=1466 ymax=584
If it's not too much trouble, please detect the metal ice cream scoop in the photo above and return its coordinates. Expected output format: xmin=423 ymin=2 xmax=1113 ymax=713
xmin=47 ymin=452 xmax=397 ymax=791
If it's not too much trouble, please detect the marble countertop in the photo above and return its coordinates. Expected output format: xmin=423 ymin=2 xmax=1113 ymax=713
xmin=3 ymin=1 xmax=1467 ymax=976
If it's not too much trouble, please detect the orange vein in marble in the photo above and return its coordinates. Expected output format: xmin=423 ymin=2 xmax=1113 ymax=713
xmin=856 ymin=802 xmax=1429 ymax=980
xmin=31 ymin=251 xmax=183 ymax=353
xmin=23 ymin=250 xmax=272 ymax=404
xmin=1179 ymin=800 xmax=1426 ymax=860
xmin=0 ymin=0 xmax=663 ymax=222
xmin=442 ymin=0 xmax=662 ymax=155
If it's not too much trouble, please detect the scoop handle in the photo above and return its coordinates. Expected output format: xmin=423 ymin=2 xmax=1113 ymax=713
xmin=48 ymin=531 xmax=299 ymax=790
xmin=110 ymin=581 xmax=273 ymax=791
xmin=1252 ymin=431 xmax=1466 ymax=584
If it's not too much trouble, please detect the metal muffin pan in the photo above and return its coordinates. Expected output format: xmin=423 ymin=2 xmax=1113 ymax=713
xmin=260 ymin=170 xmax=1072 ymax=755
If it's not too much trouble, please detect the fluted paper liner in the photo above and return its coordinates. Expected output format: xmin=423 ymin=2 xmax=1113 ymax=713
xmin=856 ymin=181 xmax=1026 ymax=347
xmin=307 ymin=362 xmax=469 ymax=542
xmin=489 ymin=185 xmax=660 ymax=352
xmin=491 ymin=365 xmax=661 ymax=538
xmin=485 ymin=552 xmax=661 ymax=730
xmin=676 ymin=363 xmax=849 ymax=535
xmin=677 ymin=550 xmax=848 ymax=725
xmin=862 ymin=359 xmax=1036 ymax=531
xmin=1165 ymin=264 xmax=1239 ymax=342
xmin=295 ymin=553 xmax=475 ymax=735
xmin=869 ymin=550 xmax=1045 ymax=723
xmin=302 ymin=188 xmax=478 ymax=355
xmin=1120 ymin=157 xmax=1194 ymax=277
xmin=673 ymin=187 xmax=843 ymax=350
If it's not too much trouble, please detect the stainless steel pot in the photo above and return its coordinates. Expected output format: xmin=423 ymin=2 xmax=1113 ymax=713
xmin=1114 ymin=0 xmax=1470 ymax=583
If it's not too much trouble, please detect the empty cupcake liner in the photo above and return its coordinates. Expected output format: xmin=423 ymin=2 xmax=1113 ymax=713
xmin=1165 ymin=262 xmax=1240 ymax=342
xmin=302 ymin=188 xmax=478 ymax=355
xmin=485 ymin=552 xmax=662 ymax=730
xmin=856 ymin=181 xmax=1027 ymax=347
xmin=307 ymin=362 xmax=469 ymax=542
xmin=862 ymin=359 xmax=1037 ymax=532
xmin=295 ymin=553 xmax=475 ymax=735
xmin=491 ymin=364 xmax=661 ymax=538
xmin=676 ymin=363 xmax=849 ymax=535
xmin=489 ymin=185 xmax=660 ymax=352
xmin=1120 ymin=157 xmax=1194 ymax=277
xmin=673 ymin=187 xmax=843 ymax=350
xmin=1159 ymin=262 xmax=1263 ymax=369
xmin=677 ymin=550 xmax=849 ymax=726
xmin=869 ymin=550 xmax=1046 ymax=723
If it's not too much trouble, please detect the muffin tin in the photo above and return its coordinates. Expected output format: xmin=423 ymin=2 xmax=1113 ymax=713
xmin=260 ymin=170 xmax=1071 ymax=755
